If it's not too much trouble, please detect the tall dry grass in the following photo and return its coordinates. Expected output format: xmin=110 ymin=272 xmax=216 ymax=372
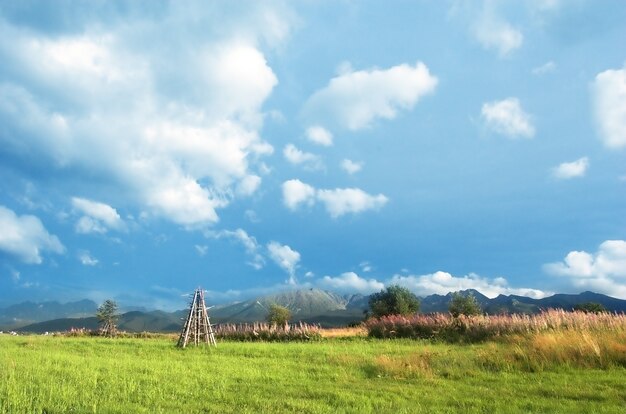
xmin=213 ymin=321 xmax=322 ymax=341
xmin=364 ymin=309 xmax=626 ymax=343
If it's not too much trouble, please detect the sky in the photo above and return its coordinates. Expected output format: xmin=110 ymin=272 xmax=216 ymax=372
xmin=0 ymin=0 xmax=625 ymax=309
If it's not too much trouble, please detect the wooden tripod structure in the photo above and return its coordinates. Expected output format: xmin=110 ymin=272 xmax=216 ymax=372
xmin=177 ymin=288 xmax=217 ymax=348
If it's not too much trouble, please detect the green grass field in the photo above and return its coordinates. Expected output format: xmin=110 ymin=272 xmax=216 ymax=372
xmin=1 ymin=334 xmax=625 ymax=413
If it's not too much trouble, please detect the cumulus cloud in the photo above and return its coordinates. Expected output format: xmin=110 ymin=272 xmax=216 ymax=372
xmin=544 ymin=240 xmax=626 ymax=298
xmin=283 ymin=144 xmax=323 ymax=170
xmin=0 ymin=205 xmax=65 ymax=264
xmin=306 ymin=126 xmax=333 ymax=146
xmin=78 ymin=251 xmax=99 ymax=266
xmin=0 ymin=5 xmax=289 ymax=228
xmin=236 ymin=175 xmax=262 ymax=197
xmin=389 ymin=271 xmax=548 ymax=299
xmin=282 ymin=179 xmax=388 ymax=217
xmin=552 ymin=157 xmax=589 ymax=180
xmin=544 ymin=240 xmax=626 ymax=278
xmin=472 ymin=15 xmax=522 ymax=56
xmin=340 ymin=159 xmax=363 ymax=174
xmin=267 ymin=241 xmax=300 ymax=285
xmin=316 ymin=188 xmax=388 ymax=218
xmin=481 ymin=98 xmax=535 ymax=138
xmin=205 ymin=228 xmax=265 ymax=269
xmin=592 ymin=65 xmax=626 ymax=149
xmin=319 ymin=272 xmax=384 ymax=294
xmin=532 ymin=61 xmax=557 ymax=75
xmin=304 ymin=61 xmax=437 ymax=130
xmin=452 ymin=1 xmax=522 ymax=57
xmin=72 ymin=197 xmax=124 ymax=234
xmin=282 ymin=179 xmax=316 ymax=211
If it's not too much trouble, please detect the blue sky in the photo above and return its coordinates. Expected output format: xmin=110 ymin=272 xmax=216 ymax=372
xmin=0 ymin=0 xmax=625 ymax=309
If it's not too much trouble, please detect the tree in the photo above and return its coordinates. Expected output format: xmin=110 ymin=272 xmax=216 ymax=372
xmin=96 ymin=299 xmax=119 ymax=337
xmin=266 ymin=303 xmax=291 ymax=325
xmin=368 ymin=285 xmax=420 ymax=318
xmin=573 ymin=302 xmax=607 ymax=314
xmin=448 ymin=292 xmax=482 ymax=317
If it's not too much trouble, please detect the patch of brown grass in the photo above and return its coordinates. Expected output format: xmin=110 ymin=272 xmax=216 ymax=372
xmin=371 ymin=352 xmax=434 ymax=379
xmin=320 ymin=327 xmax=366 ymax=338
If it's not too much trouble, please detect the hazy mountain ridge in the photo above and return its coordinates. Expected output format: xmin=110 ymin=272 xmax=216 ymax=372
xmin=4 ymin=289 xmax=626 ymax=332
xmin=0 ymin=299 xmax=98 ymax=330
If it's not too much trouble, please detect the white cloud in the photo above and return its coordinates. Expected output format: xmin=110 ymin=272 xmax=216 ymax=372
xmin=317 ymin=188 xmax=388 ymax=218
xmin=544 ymin=240 xmax=626 ymax=298
xmin=472 ymin=16 xmax=523 ymax=56
xmin=282 ymin=180 xmax=388 ymax=218
xmin=340 ymin=159 xmax=363 ymax=174
xmin=305 ymin=126 xmax=333 ymax=146
xmin=552 ymin=157 xmax=589 ymax=179
xmin=481 ymin=98 xmax=535 ymax=138
xmin=592 ymin=65 xmax=626 ymax=149
xmin=202 ymin=42 xmax=278 ymax=124
xmin=0 ymin=205 xmax=65 ymax=264
xmin=205 ymin=229 xmax=265 ymax=269
xmin=78 ymin=251 xmax=99 ymax=266
xmin=282 ymin=179 xmax=316 ymax=210
xmin=236 ymin=175 xmax=262 ymax=197
xmin=360 ymin=261 xmax=373 ymax=272
xmin=455 ymin=1 xmax=522 ymax=57
xmin=544 ymin=240 xmax=626 ymax=278
xmin=389 ymin=271 xmax=548 ymax=299
xmin=304 ymin=61 xmax=437 ymax=130
xmin=0 ymin=6 xmax=289 ymax=228
xmin=195 ymin=245 xmax=208 ymax=256
xmin=283 ymin=144 xmax=323 ymax=170
xmin=532 ymin=61 xmax=557 ymax=75
xmin=71 ymin=197 xmax=124 ymax=234
xmin=267 ymin=241 xmax=301 ymax=285
xmin=244 ymin=209 xmax=260 ymax=223
xmin=319 ymin=272 xmax=384 ymax=294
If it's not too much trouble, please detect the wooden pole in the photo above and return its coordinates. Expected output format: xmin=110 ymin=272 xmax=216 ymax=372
xmin=177 ymin=288 xmax=217 ymax=348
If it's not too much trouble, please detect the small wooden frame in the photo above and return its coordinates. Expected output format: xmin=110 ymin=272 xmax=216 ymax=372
xmin=177 ymin=288 xmax=217 ymax=348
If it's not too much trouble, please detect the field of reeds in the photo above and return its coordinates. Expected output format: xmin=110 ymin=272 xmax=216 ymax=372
xmin=213 ymin=322 xmax=322 ymax=341
xmin=364 ymin=309 xmax=626 ymax=342
xmin=1 ymin=311 xmax=625 ymax=413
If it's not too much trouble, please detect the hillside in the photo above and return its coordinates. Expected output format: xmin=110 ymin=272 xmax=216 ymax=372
xmin=7 ymin=289 xmax=626 ymax=332
xmin=0 ymin=299 xmax=98 ymax=330
xmin=210 ymin=288 xmax=366 ymax=324
xmin=16 ymin=310 xmax=184 ymax=334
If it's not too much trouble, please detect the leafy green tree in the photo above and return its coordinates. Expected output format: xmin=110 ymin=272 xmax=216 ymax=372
xmin=573 ymin=302 xmax=607 ymax=314
xmin=96 ymin=299 xmax=119 ymax=337
xmin=368 ymin=285 xmax=420 ymax=318
xmin=266 ymin=303 xmax=291 ymax=325
xmin=448 ymin=292 xmax=482 ymax=317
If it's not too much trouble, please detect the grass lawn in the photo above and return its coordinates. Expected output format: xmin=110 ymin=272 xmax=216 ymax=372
xmin=1 ymin=335 xmax=625 ymax=413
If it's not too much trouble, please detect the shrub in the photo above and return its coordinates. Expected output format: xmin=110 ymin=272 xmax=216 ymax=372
xmin=368 ymin=285 xmax=420 ymax=318
xmin=573 ymin=302 xmax=607 ymax=314
xmin=448 ymin=292 xmax=482 ymax=317
xmin=266 ymin=304 xmax=291 ymax=325
xmin=96 ymin=299 xmax=119 ymax=337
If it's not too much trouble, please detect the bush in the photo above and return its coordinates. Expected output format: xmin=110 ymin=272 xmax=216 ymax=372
xmin=266 ymin=304 xmax=292 ymax=325
xmin=368 ymin=285 xmax=420 ymax=318
xmin=573 ymin=302 xmax=607 ymax=314
xmin=448 ymin=292 xmax=482 ymax=317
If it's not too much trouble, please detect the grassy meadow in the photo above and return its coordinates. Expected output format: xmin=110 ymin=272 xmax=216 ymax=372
xmin=1 ymin=329 xmax=625 ymax=413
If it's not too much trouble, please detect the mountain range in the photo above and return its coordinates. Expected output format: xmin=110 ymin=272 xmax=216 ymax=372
xmin=2 ymin=289 xmax=625 ymax=333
